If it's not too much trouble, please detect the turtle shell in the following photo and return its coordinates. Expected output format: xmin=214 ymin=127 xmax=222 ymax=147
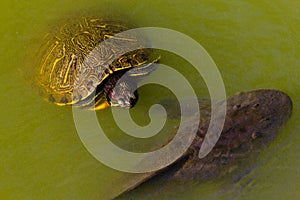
xmin=37 ymin=17 xmax=152 ymax=108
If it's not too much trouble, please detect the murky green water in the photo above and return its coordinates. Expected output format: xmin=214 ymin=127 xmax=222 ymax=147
xmin=1 ymin=0 xmax=300 ymax=199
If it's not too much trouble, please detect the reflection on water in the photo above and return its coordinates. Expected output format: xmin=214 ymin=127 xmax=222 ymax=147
xmin=1 ymin=0 xmax=300 ymax=199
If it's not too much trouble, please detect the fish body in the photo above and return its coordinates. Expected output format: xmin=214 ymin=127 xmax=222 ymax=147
xmin=112 ymin=89 xmax=292 ymax=199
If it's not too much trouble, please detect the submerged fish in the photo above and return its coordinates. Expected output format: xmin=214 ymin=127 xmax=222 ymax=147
xmin=111 ymin=89 xmax=292 ymax=199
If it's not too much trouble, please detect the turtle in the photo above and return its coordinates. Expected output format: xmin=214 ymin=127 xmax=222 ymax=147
xmin=37 ymin=17 xmax=159 ymax=110
xmin=111 ymin=89 xmax=292 ymax=199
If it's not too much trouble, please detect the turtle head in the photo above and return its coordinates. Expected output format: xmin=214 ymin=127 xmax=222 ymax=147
xmin=104 ymin=60 xmax=159 ymax=109
xmin=107 ymin=81 xmax=138 ymax=109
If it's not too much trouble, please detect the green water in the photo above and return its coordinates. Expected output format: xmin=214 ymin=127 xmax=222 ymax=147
xmin=1 ymin=0 xmax=300 ymax=199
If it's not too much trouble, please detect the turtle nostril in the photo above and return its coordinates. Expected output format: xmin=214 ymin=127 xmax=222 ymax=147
xmin=233 ymin=104 xmax=241 ymax=111
xmin=251 ymin=103 xmax=260 ymax=110
xmin=251 ymin=131 xmax=263 ymax=139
